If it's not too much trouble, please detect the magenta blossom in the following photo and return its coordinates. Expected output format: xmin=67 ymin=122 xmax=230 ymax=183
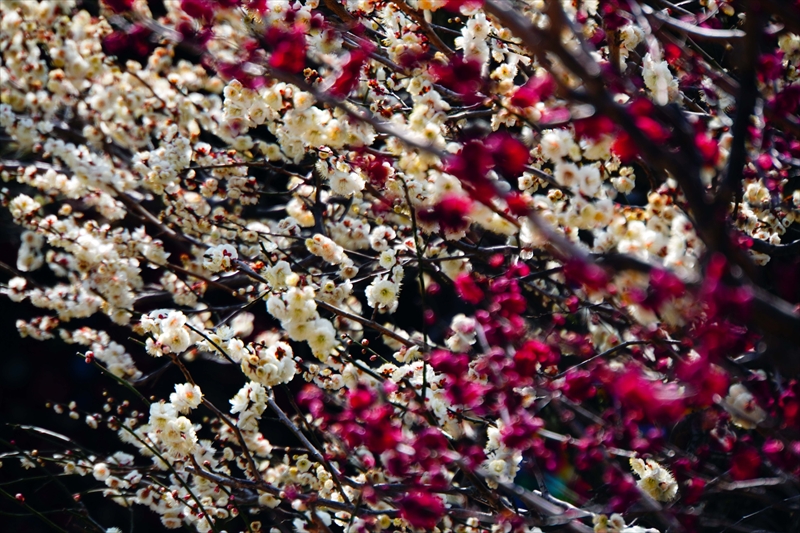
xmin=417 ymin=194 xmax=473 ymax=234
xmin=266 ymin=26 xmax=306 ymax=73
xmin=330 ymin=47 xmax=372 ymax=98
xmin=397 ymin=490 xmax=445 ymax=529
xmin=430 ymin=55 xmax=483 ymax=103
xmin=102 ymin=0 xmax=135 ymax=13
xmin=510 ymin=73 xmax=556 ymax=108
xmin=181 ymin=0 xmax=216 ymax=22
xmin=454 ymin=273 xmax=484 ymax=305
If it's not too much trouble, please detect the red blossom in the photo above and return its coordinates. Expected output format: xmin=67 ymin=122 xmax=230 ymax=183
xmin=505 ymin=192 xmax=529 ymax=217
xmin=561 ymin=369 xmax=596 ymax=402
xmin=540 ymin=106 xmax=572 ymax=124
xmin=216 ymin=62 xmax=265 ymax=90
xmin=397 ymin=49 xmax=430 ymax=70
xmin=181 ymin=0 xmax=216 ymax=22
xmin=600 ymin=0 xmax=628 ymax=30
xmin=266 ymin=26 xmax=306 ymax=73
xmin=347 ymin=384 xmax=375 ymax=414
xmin=695 ymin=132 xmax=720 ymax=166
xmin=364 ymin=419 xmax=400 ymax=453
xmin=767 ymin=85 xmax=800 ymax=122
xmin=485 ymin=132 xmax=530 ymax=178
xmin=682 ymin=478 xmax=706 ymax=505
xmin=330 ymin=48 xmax=372 ymax=98
xmin=454 ymin=273 xmax=484 ymax=304
xmin=756 ymin=153 xmax=773 ymax=170
xmin=383 ymin=449 xmax=412 ymax=476
xmin=443 ymin=378 xmax=487 ymax=408
xmin=493 ymin=289 xmax=526 ymax=318
xmin=429 ymin=350 xmax=470 ymax=376
xmin=488 ymin=254 xmax=505 ymax=269
xmin=417 ymin=194 xmax=473 ymax=233
xmin=514 ymin=340 xmax=559 ymax=378
xmin=443 ymin=140 xmax=496 ymax=198
xmin=431 ymin=55 xmax=483 ymax=103
xmin=758 ymin=52 xmax=784 ymax=83
xmin=779 ymin=381 xmax=800 ymax=428
xmin=611 ymin=131 xmax=639 ymax=162
xmin=573 ymin=115 xmax=615 ymax=140
xmin=562 ymin=258 xmax=608 ymax=292
xmin=353 ymin=152 xmax=393 ymax=187
xmin=297 ymin=384 xmax=327 ymax=420
xmin=664 ymin=42 xmax=682 ymax=65
xmin=730 ymin=446 xmax=761 ymax=480
xmin=603 ymin=467 xmax=640 ymax=512
xmin=610 ymin=367 xmax=686 ymax=424
xmin=510 ymin=73 xmax=556 ymax=108
xmin=636 ymin=116 xmax=671 ymax=143
xmin=101 ymin=24 xmax=157 ymax=64
xmin=243 ymin=0 xmax=269 ymax=14
xmin=612 ymin=101 xmax=671 ymax=161
xmin=677 ymin=360 xmax=729 ymax=407
xmin=456 ymin=443 xmax=486 ymax=470
xmin=413 ymin=428 xmax=450 ymax=468
xmin=102 ymin=0 xmax=135 ymax=13
xmin=398 ymin=491 xmax=445 ymax=530
xmin=644 ymin=268 xmax=685 ymax=310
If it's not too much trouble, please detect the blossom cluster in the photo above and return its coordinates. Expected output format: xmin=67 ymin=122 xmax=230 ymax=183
xmin=2 ymin=0 xmax=800 ymax=533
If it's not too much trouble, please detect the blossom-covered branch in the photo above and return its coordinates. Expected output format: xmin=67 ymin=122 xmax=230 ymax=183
xmin=2 ymin=1 xmax=800 ymax=532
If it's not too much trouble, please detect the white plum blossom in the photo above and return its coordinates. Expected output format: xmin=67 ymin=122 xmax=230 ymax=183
xmin=306 ymin=318 xmax=339 ymax=359
xmin=240 ymin=341 xmax=296 ymax=387
xmin=540 ymin=129 xmax=578 ymax=162
xmin=643 ymin=52 xmax=679 ymax=106
xmin=369 ymin=225 xmax=397 ymax=252
xmin=629 ymin=458 xmax=679 ymax=502
xmin=169 ymin=383 xmax=203 ymax=414
xmin=445 ymin=314 xmax=477 ymax=352
xmin=723 ymin=383 xmax=767 ymax=429
xmin=594 ymin=514 xmax=661 ymax=533
xmin=203 ymin=244 xmax=238 ymax=272
xmin=0 ymin=1 xmax=795 ymax=531
xmin=329 ymin=169 xmax=366 ymax=197
xmin=365 ymin=275 xmax=401 ymax=313
xmin=9 ymin=194 xmax=41 ymax=220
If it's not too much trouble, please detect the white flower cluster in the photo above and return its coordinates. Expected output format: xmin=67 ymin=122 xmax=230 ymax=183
xmin=16 ymin=230 xmax=44 ymax=272
xmin=2 ymin=0 xmax=798 ymax=530
xmin=222 ymin=80 xmax=375 ymax=164
xmin=629 ymin=457 xmax=679 ymax=502
xmin=170 ymin=383 xmax=203 ymax=414
xmin=642 ymin=51 xmax=679 ymax=106
xmin=365 ymin=269 xmax=403 ymax=314
xmin=446 ymin=314 xmax=478 ymax=352
xmin=594 ymin=513 xmax=661 ymax=533
xmin=131 ymin=130 xmax=192 ymax=194
xmin=140 ymin=310 xmax=198 ymax=357
xmin=455 ymin=13 xmax=492 ymax=69
xmin=202 ymin=243 xmax=238 ymax=273
xmin=319 ymin=158 xmax=367 ymax=198
xmin=229 ymin=380 xmax=274 ymax=457
xmin=723 ymin=383 xmax=767 ymax=429
xmin=60 ymin=326 xmax=141 ymax=381
xmin=9 ymin=194 xmax=41 ymax=221
xmin=240 ymin=341 xmax=297 ymax=387
xmin=148 ymin=400 xmax=199 ymax=461
xmin=305 ymin=233 xmax=358 ymax=279
xmin=267 ymin=286 xmax=339 ymax=360
xmin=482 ymin=424 xmax=523 ymax=489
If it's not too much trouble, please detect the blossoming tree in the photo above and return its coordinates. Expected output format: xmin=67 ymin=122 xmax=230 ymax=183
xmin=2 ymin=0 xmax=800 ymax=531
